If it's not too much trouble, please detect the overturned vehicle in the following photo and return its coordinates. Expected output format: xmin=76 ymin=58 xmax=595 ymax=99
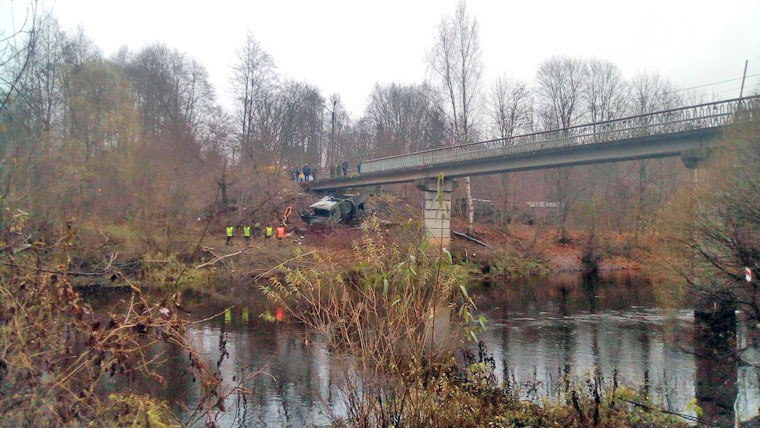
xmin=300 ymin=194 xmax=366 ymax=228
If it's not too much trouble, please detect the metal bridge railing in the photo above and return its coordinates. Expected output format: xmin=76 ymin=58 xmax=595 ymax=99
xmin=360 ymin=96 xmax=760 ymax=174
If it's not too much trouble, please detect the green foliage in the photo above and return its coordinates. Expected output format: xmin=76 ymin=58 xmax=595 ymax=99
xmin=142 ymin=252 xmax=213 ymax=289
xmin=101 ymin=394 xmax=180 ymax=428
xmin=460 ymin=246 xmax=549 ymax=280
xmin=489 ymin=252 xmax=549 ymax=278
xmin=685 ymin=397 xmax=703 ymax=418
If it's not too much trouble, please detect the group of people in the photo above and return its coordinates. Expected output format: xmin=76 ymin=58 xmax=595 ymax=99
xmin=293 ymin=164 xmax=315 ymax=182
xmin=225 ymin=223 xmax=286 ymax=246
xmin=292 ymin=161 xmax=364 ymax=181
xmin=329 ymin=161 xmax=350 ymax=178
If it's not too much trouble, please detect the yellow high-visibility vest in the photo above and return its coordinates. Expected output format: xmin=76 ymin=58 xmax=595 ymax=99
xmin=243 ymin=226 xmax=251 ymax=237
xmin=265 ymin=226 xmax=273 ymax=237
xmin=226 ymin=226 xmax=233 ymax=237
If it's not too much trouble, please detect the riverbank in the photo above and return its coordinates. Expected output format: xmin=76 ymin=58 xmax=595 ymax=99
xmin=65 ymin=192 xmax=649 ymax=296
xmin=190 ymin=194 xmax=646 ymax=291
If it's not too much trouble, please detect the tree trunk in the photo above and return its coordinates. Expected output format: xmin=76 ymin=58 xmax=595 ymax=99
xmin=465 ymin=176 xmax=474 ymax=234
xmin=219 ymin=161 xmax=228 ymax=206
xmin=501 ymin=173 xmax=509 ymax=226
xmin=636 ymin=159 xmax=647 ymax=241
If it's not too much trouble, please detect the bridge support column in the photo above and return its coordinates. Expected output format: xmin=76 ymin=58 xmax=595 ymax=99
xmin=681 ymin=148 xmax=710 ymax=183
xmin=416 ymin=178 xmax=457 ymax=249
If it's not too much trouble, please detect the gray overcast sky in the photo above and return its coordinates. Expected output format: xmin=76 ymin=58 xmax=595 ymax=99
xmin=6 ymin=0 xmax=760 ymax=116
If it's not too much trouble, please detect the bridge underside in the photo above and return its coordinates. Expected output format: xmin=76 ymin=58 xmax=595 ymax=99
xmin=309 ymin=127 xmax=720 ymax=192
xmin=309 ymin=127 xmax=721 ymax=250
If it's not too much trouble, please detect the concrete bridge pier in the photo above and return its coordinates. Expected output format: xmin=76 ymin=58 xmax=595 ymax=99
xmin=681 ymin=147 xmax=710 ymax=183
xmin=416 ymin=177 xmax=457 ymax=249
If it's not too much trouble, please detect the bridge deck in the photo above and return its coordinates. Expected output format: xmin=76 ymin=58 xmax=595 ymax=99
xmin=309 ymin=96 xmax=759 ymax=191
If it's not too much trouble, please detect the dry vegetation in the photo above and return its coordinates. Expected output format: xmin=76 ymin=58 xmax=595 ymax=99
xmin=261 ymin=216 xmax=685 ymax=427
xmin=1 ymin=2 xmax=756 ymax=426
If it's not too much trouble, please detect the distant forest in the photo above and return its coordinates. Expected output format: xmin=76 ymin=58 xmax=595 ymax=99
xmin=2 ymin=3 xmax=751 ymax=240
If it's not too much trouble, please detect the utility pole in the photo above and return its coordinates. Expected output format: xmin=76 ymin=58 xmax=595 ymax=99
xmin=738 ymin=60 xmax=748 ymax=111
xmin=331 ymin=99 xmax=337 ymax=166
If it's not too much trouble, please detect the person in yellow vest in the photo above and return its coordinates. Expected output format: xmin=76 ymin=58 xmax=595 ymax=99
xmin=265 ymin=225 xmax=273 ymax=240
xmin=276 ymin=225 xmax=285 ymax=246
xmin=225 ymin=224 xmax=234 ymax=246
xmin=243 ymin=225 xmax=251 ymax=245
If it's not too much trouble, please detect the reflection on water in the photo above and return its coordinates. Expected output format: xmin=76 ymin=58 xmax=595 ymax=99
xmin=475 ymin=272 xmax=760 ymax=425
xmin=88 ymin=272 xmax=760 ymax=426
xmin=183 ymin=326 xmax=342 ymax=426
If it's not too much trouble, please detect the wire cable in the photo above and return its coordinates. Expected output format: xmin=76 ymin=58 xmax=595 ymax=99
xmin=662 ymin=73 xmax=760 ymax=96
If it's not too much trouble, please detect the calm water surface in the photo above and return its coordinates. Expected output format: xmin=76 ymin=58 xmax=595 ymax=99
xmin=89 ymin=272 xmax=760 ymax=427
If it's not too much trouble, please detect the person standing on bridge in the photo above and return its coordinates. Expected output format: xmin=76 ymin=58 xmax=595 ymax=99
xmin=357 ymin=162 xmax=361 ymax=174
xmin=341 ymin=161 xmax=348 ymax=177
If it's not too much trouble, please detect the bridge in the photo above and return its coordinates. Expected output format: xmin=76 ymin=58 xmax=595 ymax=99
xmin=309 ymin=96 xmax=760 ymax=247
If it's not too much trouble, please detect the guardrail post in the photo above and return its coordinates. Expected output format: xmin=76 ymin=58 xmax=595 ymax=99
xmin=416 ymin=177 xmax=457 ymax=249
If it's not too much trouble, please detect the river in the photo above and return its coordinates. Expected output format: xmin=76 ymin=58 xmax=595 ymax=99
xmin=87 ymin=272 xmax=760 ymax=427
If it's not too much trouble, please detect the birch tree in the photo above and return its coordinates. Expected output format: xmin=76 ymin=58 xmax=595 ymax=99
xmin=231 ymin=32 xmax=276 ymax=166
xmin=428 ymin=0 xmax=482 ymax=234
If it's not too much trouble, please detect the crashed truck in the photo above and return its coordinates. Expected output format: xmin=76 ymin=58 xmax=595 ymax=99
xmin=300 ymin=194 xmax=366 ymax=228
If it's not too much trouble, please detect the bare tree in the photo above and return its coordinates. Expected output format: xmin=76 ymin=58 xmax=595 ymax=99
xmin=536 ymin=55 xmax=586 ymax=129
xmin=582 ymin=60 xmax=627 ymax=233
xmin=366 ymin=82 xmax=445 ymax=157
xmin=489 ymin=76 xmax=531 ymax=140
xmin=0 ymin=0 xmax=38 ymax=112
xmin=535 ymin=56 xmax=587 ymax=242
xmin=629 ymin=71 xmax=680 ymax=114
xmin=628 ymin=72 xmax=681 ymax=235
xmin=13 ymin=15 xmax=65 ymax=138
xmin=428 ymin=0 xmax=482 ymax=233
xmin=325 ymin=93 xmax=351 ymax=167
xmin=487 ymin=76 xmax=531 ymax=225
xmin=584 ymin=59 xmax=626 ymax=123
xmin=278 ymin=81 xmax=324 ymax=167
xmin=0 ymin=0 xmax=39 ymax=228
xmin=344 ymin=116 xmax=375 ymax=169
xmin=231 ymin=32 xmax=276 ymax=166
